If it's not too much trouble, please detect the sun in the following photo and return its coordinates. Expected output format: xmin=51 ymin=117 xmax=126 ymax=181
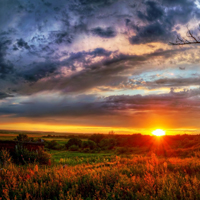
xmin=152 ymin=129 xmax=165 ymax=136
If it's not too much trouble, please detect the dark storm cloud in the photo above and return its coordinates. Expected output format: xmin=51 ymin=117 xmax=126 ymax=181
xmin=68 ymin=48 xmax=112 ymax=61
xmin=0 ymin=39 xmax=14 ymax=79
xmin=79 ymin=0 xmax=115 ymax=6
xmin=88 ymin=48 xmax=112 ymax=57
xmin=71 ymin=0 xmax=118 ymax=16
xmin=21 ymin=61 xmax=58 ymax=82
xmin=1 ymin=88 xmax=200 ymax=119
xmin=49 ymin=31 xmax=73 ymax=44
xmin=129 ymin=0 xmax=199 ymax=44
xmin=0 ymin=0 xmax=198 ymax=97
xmin=0 ymin=0 xmax=94 ymax=48
xmin=20 ymin=58 xmax=126 ymax=94
xmin=14 ymin=47 xmax=189 ymax=95
xmin=103 ymin=88 xmax=200 ymax=112
xmin=16 ymin=38 xmax=30 ymax=50
xmin=0 ymin=92 xmax=13 ymax=99
xmin=137 ymin=1 xmax=164 ymax=22
xmin=0 ymin=94 xmax=112 ymax=118
xmin=130 ymin=22 xmax=173 ymax=44
xmin=14 ymin=48 xmax=113 ymax=85
xmin=161 ymin=0 xmax=193 ymax=6
xmin=91 ymin=27 xmax=116 ymax=38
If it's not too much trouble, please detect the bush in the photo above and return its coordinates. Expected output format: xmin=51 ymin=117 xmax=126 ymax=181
xmin=65 ymin=138 xmax=82 ymax=149
xmin=99 ymin=138 xmax=117 ymax=150
xmin=82 ymin=140 xmax=97 ymax=150
xmin=12 ymin=144 xmax=51 ymax=165
xmin=115 ymin=147 xmax=130 ymax=154
xmin=45 ymin=140 xmax=62 ymax=150
xmin=15 ymin=134 xmax=29 ymax=141
xmin=13 ymin=144 xmax=38 ymax=164
xmin=82 ymin=148 xmax=91 ymax=153
xmin=89 ymin=134 xmax=104 ymax=145
xmin=37 ymin=148 xmax=51 ymax=165
xmin=0 ymin=149 xmax=12 ymax=167
xmin=69 ymin=145 xmax=79 ymax=151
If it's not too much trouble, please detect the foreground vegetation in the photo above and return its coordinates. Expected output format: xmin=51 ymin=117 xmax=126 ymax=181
xmin=1 ymin=132 xmax=200 ymax=199
xmin=1 ymin=153 xmax=200 ymax=199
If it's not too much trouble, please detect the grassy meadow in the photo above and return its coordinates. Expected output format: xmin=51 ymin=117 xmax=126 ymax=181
xmin=1 ymin=131 xmax=200 ymax=199
xmin=1 ymin=154 xmax=200 ymax=200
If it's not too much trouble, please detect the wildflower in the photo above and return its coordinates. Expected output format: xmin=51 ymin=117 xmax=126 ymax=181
xmin=48 ymin=159 xmax=51 ymax=166
xmin=34 ymin=164 xmax=38 ymax=172
xmin=163 ymin=162 xmax=167 ymax=171
xmin=26 ymin=174 xmax=30 ymax=179
xmin=59 ymin=158 xmax=64 ymax=164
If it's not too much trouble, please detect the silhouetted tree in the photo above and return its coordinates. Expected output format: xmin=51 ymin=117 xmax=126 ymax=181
xmin=89 ymin=134 xmax=104 ymax=145
xmin=45 ymin=140 xmax=60 ymax=150
xmin=15 ymin=134 xmax=29 ymax=142
xmin=170 ymin=26 xmax=200 ymax=45
xmin=65 ymin=138 xmax=82 ymax=149
xmin=82 ymin=140 xmax=97 ymax=150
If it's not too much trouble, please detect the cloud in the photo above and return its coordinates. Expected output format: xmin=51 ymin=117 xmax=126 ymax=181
xmin=20 ymin=61 xmax=58 ymax=82
xmin=1 ymin=88 xmax=200 ymax=122
xmin=0 ymin=38 xmax=14 ymax=79
xmin=0 ymin=92 xmax=13 ymax=99
xmin=88 ymin=48 xmax=112 ymax=57
xmin=129 ymin=22 xmax=173 ymax=44
xmin=0 ymin=0 xmax=199 ymax=129
xmin=3 ymin=47 xmax=189 ymax=95
xmin=154 ymin=77 xmax=200 ymax=88
xmin=129 ymin=0 xmax=200 ymax=44
xmin=49 ymin=31 xmax=73 ymax=44
xmin=137 ymin=1 xmax=164 ymax=22
xmin=103 ymin=88 xmax=200 ymax=113
xmin=91 ymin=27 xmax=116 ymax=38
xmin=120 ymin=76 xmax=200 ymax=90
xmin=16 ymin=38 xmax=30 ymax=50
xmin=0 ymin=93 xmax=110 ymax=118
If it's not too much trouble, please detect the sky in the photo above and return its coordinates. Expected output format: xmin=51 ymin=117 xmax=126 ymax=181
xmin=1 ymin=0 xmax=200 ymax=135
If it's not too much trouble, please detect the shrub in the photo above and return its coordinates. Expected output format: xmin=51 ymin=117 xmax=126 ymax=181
xmin=0 ymin=149 xmax=12 ymax=167
xmin=45 ymin=140 xmax=62 ymax=150
xmin=89 ymin=134 xmax=104 ymax=145
xmin=82 ymin=140 xmax=97 ymax=150
xmin=82 ymin=148 xmax=90 ymax=153
xmin=37 ymin=148 xmax=51 ymax=165
xmin=15 ymin=134 xmax=29 ymax=141
xmin=65 ymin=138 xmax=82 ymax=149
xmin=115 ymin=147 xmax=130 ymax=154
xmin=99 ymin=138 xmax=117 ymax=150
xmin=69 ymin=145 xmax=79 ymax=151
xmin=12 ymin=144 xmax=51 ymax=165
xmin=13 ymin=144 xmax=37 ymax=164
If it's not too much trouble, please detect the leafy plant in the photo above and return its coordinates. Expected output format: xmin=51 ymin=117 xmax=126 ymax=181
xmin=0 ymin=149 xmax=12 ymax=167
xmin=15 ymin=134 xmax=29 ymax=141
xmin=12 ymin=144 xmax=51 ymax=165
xmin=65 ymin=138 xmax=82 ymax=149
xmin=82 ymin=140 xmax=97 ymax=150
xmin=69 ymin=145 xmax=79 ymax=151
xmin=45 ymin=140 xmax=62 ymax=150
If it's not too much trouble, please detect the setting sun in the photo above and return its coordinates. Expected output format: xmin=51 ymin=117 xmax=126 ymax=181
xmin=152 ymin=129 xmax=166 ymax=136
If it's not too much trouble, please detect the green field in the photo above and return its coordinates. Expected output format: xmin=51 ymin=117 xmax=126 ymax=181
xmin=50 ymin=150 xmax=114 ymax=165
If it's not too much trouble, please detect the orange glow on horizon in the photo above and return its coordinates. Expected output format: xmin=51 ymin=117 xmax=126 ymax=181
xmin=0 ymin=122 xmax=135 ymax=134
xmin=0 ymin=122 xmax=197 ymax=135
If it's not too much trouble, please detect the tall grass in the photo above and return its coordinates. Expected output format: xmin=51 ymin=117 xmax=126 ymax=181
xmin=1 ymin=153 xmax=200 ymax=199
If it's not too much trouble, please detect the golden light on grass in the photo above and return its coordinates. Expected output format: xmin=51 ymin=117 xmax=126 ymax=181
xmin=152 ymin=129 xmax=166 ymax=136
